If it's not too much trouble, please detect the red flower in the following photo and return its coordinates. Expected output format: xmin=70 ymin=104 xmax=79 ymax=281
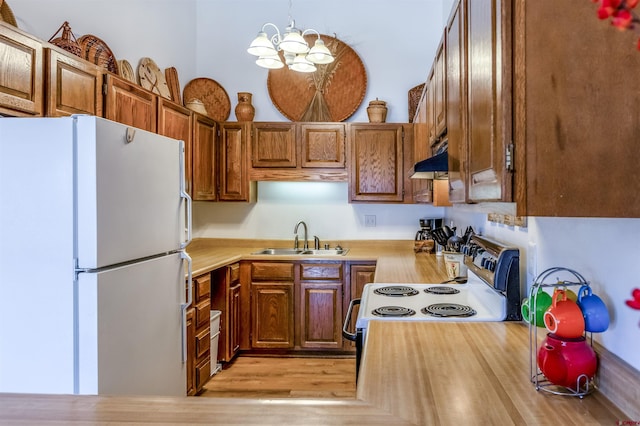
xmin=628 ymin=0 xmax=639 ymax=8
xmin=612 ymin=8 xmax=634 ymax=29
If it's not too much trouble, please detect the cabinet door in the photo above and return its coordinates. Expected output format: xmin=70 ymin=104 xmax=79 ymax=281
xmin=299 ymin=282 xmax=343 ymax=349
xmin=348 ymin=263 xmax=376 ymax=346
xmin=45 ymin=47 xmax=102 ymax=117
xmin=434 ymin=36 xmax=447 ymax=138
xmin=412 ymin=87 xmax=433 ymax=203
xmin=186 ymin=307 xmax=195 ymax=396
xmin=192 ymin=113 xmax=217 ymax=201
xmin=0 ymin=24 xmax=43 ymax=116
xmin=466 ymin=0 xmax=512 ymax=202
xmin=349 ymin=124 xmax=404 ymax=202
xmin=299 ymin=123 xmax=346 ymax=168
xmin=446 ymin=0 xmax=468 ymax=203
xmin=157 ymin=98 xmax=192 ymax=194
xmin=103 ymin=74 xmax=157 ymax=132
xmin=219 ymin=122 xmax=251 ymax=201
xmin=251 ymin=122 xmax=296 ymax=167
xmin=228 ymin=282 xmax=241 ymax=359
xmin=251 ymin=282 xmax=294 ymax=349
xmin=426 ymin=72 xmax=436 ymax=145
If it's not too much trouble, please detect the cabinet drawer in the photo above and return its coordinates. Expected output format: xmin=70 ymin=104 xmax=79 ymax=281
xmin=195 ymin=358 xmax=211 ymax=390
xmin=301 ymin=263 xmax=343 ymax=281
xmin=251 ymin=262 xmax=295 ymax=281
xmin=195 ymin=328 xmax=211 ymax=359
xmin=228 ymin=262 xmax=240 ymax=284
xmin=195 ymin=298 xmax=211 ymax=330
xmin=194 ymin=274 xmax=211 ymax=302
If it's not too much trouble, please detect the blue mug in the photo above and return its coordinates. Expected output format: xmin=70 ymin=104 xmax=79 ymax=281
xmin=577 ymin=285 xmax=610 ymax=333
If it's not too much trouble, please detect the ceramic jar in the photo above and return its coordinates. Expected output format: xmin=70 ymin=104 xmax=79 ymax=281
xmin=367 ymin=98 xmax=387 ymax=123
xmin=235 ymin=92 xmax=255 ymax=121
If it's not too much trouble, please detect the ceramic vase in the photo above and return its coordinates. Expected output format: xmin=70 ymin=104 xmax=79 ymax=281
xmin=235 ymin=92 xmax=255 ymax=121
xmin=367 ymin=98 xmax=387 ymax=123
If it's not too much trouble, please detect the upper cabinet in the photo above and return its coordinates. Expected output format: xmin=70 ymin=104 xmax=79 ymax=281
xmin=250 ymin=122 xmax=348 ymax=182
xmin=0 ymin=23 xmax=43 ymax=117
xmin=157 ymin=98 xmax=193 ymax=194
xmin=445 ymin=0 xmax=467 ymax=204
xmin=191 ymin=113 xmax=217 ymax=201
xmin=219 ymin=122 xmax=255 ymax=202
xmin=513 ymin=0 xmax=640 ymax=217
xmin=434 ymin=36 xmax=447 ymax=139
xmin=349 ymin=123 xmax=412 ymax=203
xmin=44 ymin=46 xmax=103 ymax=117
xmin=465 ymin=0 xmax=512 ymax=203
xmin=103 ymin=73 xmax=157 ymax=133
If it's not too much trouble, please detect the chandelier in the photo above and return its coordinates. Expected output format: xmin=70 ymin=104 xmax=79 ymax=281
xmin=247 ymin=7 xmax=334 ymax=73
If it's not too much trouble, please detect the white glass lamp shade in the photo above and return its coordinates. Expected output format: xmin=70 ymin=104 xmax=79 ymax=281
xmin=306 ymin=39 xmax=334 ymax=64
xmin=290 ymin=54 xmax=317 ymax=73
xmin=279 ymin=29 xmax=310 ymax=54
xmin=248 ymin=31 xmax=277 ymax=56
xmin=256 ymin=54 xmax=284 ymax=69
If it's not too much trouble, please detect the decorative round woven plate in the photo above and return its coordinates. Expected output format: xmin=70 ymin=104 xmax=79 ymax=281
xmin=118 ymin=59 xmax=136 ymax=83
xmin=183 ymin=78 xmax=231 ymax=121
xmin=0 ymin=0 xmax=17 ymax=26
xmin=267 ymin=34 xmax=367 ymax=122
xmin=78 ymin=34 xmax=118 ymax=75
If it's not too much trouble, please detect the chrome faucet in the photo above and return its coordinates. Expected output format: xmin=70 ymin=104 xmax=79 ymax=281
xmin=294 ymin=220 xmax=308 ymax=250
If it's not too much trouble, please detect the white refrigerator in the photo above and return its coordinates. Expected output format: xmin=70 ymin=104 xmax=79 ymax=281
xmin=0 ymin=116 xmax=193 ymax=396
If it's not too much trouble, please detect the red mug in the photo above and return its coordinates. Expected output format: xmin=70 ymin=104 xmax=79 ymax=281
xmin=543 ymin=289 xmax=585 ymax=338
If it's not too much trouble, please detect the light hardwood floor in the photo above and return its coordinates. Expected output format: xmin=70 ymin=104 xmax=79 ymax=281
xmin=200 ymin=356 xmax=357 ymax=399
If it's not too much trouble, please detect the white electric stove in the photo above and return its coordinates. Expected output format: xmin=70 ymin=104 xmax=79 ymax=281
xmin=343 ymin=235 xmax=522 ymax=380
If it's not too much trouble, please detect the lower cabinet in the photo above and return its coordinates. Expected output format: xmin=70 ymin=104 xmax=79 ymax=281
xmin=245 ymin=260 xmax=360 ymax=353
xmin=186 ymin=272 xmax=211 ymax=395
xmin=347 ymin=262 xmax=377 ymax=348
xmin=211 ymin=262 xmax=242 ymax=363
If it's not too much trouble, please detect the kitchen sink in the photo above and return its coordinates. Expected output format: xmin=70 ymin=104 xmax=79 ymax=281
xmin=251 ymin=248 xmax=349 ymax=256
xmin=300 ymin=249 xmax=349 ymax=256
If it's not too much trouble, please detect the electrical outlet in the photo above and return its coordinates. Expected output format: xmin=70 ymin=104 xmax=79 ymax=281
xmin=365 ymin=215 xmax=376 ymax=227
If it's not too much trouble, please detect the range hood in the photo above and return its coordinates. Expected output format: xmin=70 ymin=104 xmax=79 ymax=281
xmin=411 ymin=150 xmax=448 ymax=179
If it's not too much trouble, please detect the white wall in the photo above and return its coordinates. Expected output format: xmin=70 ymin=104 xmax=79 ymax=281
xmin=194 ymin=182 xmax=445 ymax=241
xmin=448 ymin=208 xmax=640 ymax=372
xmin=196 ymin=0 xmax=444 ymax=123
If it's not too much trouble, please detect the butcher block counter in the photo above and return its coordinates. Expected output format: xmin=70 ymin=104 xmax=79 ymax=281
xmin=0 ymin=239 xmax=631 ymax=424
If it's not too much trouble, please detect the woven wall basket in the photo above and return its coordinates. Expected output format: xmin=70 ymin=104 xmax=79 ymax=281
xmin=267 ymin=34 xmax=367 ymax=122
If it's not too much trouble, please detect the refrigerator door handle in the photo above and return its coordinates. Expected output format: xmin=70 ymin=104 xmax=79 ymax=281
xmin=179 ymin=140 xmax=192 ymax=249
xmin=180 ymin=250 xmax=193 ymax=363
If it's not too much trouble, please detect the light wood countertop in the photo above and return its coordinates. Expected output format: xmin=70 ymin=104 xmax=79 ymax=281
xmin=186 ymin=238 xmax=450 ymax=284
xmin=0 ymin=239 xmax=630 ymax=424
xmin=357 ymin=321 xmax=627 ymax=425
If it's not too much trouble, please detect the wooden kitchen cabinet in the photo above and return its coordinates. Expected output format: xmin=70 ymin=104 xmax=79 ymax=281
xmin=250 ymin=262 xmax=295 ymax=349
xmin=103 ymin=73 xmax=157 ymax=133
xmin=185 ymin=307 xmax=195 ymax=396
xmin=186 ymin=272 xmax=211 ymax=395
xmin=513 ymin=0 xmax=640 ymax=217
xmin=0 ymin=22 xmax=43 ymax=117
xmin=251 ymin=122 xmax=296 ymax=168
xmin=434 ymin=34 xmax=447 ymax=139
xmin=211 ymin=263 xmax=242 ymax=363
xmin=299 ymin=123 xmax=346 ymax=168
xmin=191 ymin=112 xmax=217 ymax=200
xmin=44 ymin=46 xmax=103 ymax=117
xmin=465 ymin=0 xmax=512 ymax=203
xmin=219 ymin=122 xmax=255 ymax=202
xmin=347 ymin=262 xmax=376 ymax=348
xmin=298 ymin=262 xmax=344 ymax=350
xmin=412 ymin=86 xmax=433 ymax=203
xmin=157 ymin=98 xmax=193 ymax=193
xmin=349 ymin=123 xmax=412 ymax=203
xmin=445 ymin=0 xmax=467 ymax=204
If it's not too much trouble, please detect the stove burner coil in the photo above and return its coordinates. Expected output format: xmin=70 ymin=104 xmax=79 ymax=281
xmin=374 ymin=286 xmax=419 ymax=297
xmin=372 ymin=306 xmax=417 ymax=317
xmin=421 ymin=303 xmax=477 ymax=317
xmin=424 ymin=286 xmax=461 ymax=295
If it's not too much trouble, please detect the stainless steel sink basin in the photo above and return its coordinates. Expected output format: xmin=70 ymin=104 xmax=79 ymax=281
xmin=251 ymin=248 xmax=349 ymax=256
xmin=251 ymin=248 xmax=305 ymax=255
xmin=300 ymin=249 xmax=349 ymax=256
